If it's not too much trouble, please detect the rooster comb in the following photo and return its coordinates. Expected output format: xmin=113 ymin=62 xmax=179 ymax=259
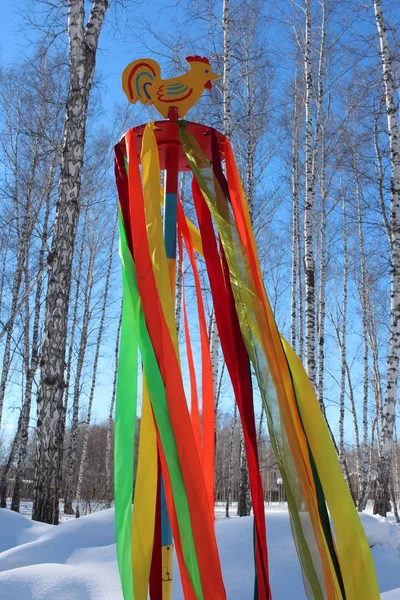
xmin=186 ymin=56 xmax=210 ymax=65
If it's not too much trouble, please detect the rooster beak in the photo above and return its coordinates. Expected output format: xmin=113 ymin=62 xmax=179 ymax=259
xmin=205 ymin=71 xmax=218 ymax=89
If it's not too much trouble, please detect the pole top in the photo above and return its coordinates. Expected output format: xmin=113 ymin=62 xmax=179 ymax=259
xmin=117 ymin=120 xmax=227 ymax=172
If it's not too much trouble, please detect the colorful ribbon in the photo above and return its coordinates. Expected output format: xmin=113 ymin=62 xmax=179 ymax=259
xmin=114 ymin=120 xmax=380 ymax=600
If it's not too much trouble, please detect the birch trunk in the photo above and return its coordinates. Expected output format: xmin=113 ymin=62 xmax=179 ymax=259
xmin=244 ymin=58 xmax=255 ymax=222
xmin=394 ymin=425 xmax=399 ymax=505
xmin=374 ymin=114 xmax=391 ymax=244
xmin=368 ymin=296 xmax=384 ymax=457
xmin=257 ymin=404 xmax=265 ymax=447
xmin=355 ymin=162 xmax=370 ymax=511
xmin=33 ymin=0 xmax=108 ymax=524
xmin=339 ymin=194 xmax=348 ymax=474
xmin=238 ymin=428 xmax=251 ymax=516
xmin=0 ymin=427 xmax=20 ymax=508
xmin=214 ymin=360 xmax=226 ymax=423
xmin=291 ymin=57 xmax=301 ymax=351
xmin=298 ymin=195 xmax=305 ymax=363
xmin=304 ymin=0 xmax=316 ymax=386
xmin=0 ymin=234 xmax=10 ymax=321
xmin=315 ymin=3 xmax=327 ymax=409
xmin=316 ymin=134 xmax=327 ymax=412
xmin=207 ymin=0 xmax=232 ymax=462
xmin=225 ymin=400 xmax=237 ymax=518
xmin=346 ymin=362 xmax=361 ymax=500
xmin=11 ymin=161 xmax=54 ymax=513
xmin=75 ymin=217 xmax=117 ymax=517
xmin=64 ymin=205 xmax=89 ymax=417
xmin=175 ymin=248 xmax=182 ymax=335
xmin=105 ymin=303 xmax=122 ymax=509
xmin=222 ymin=0 xmax=232 ymax=139
xmin=209 ymin=310 xmax=220 ymax=406
xmin=372 ymin=0 xmax=400 ymax=517
xmin=0 ymin=204 xmax=32 ymax=429
xmin=64 ymin=243 xmax=96 ymax=515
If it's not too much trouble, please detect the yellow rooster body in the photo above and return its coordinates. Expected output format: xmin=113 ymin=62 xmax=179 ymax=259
xmin=122 ymin=56 xmax=218 ymax=118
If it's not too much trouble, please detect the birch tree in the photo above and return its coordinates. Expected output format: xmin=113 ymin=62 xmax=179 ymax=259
xmin=303 ymin=0 xmax=317 ymax=387
xmin=11 ymin=177 xmax=54 ymax=513
xmin=64 ymin=225 xmax=96 ymax=514
xmin=225 ymin=400 xmax=237 ymax=518
xmin=372 ymin=0 xmax=400 ymax=517
xmin=354 ymin=151 xmax=371 ymax=511
xmin=291 ymin=53 xmax=303 ymax=352
xmin=33 ymin=0 xmax=109 ymax=524
xmin=315 ymin=0 xmax=328 ymax=410
xmin=207 ymin=0 xmax=232 ymax=412
xmin=63 ymin=205 xmax=89 ymax=418
xmin=338 ymin=192 xmax=348 ymax=473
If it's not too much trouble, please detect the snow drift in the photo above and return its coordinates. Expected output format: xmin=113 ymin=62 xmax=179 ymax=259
xmin=0 ymin=506 xmax=399 ymax=599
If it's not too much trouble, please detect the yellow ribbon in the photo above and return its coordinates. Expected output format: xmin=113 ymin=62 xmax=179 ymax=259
xmin=281 ymin=338 xmax=380 ymax=599
xmin=131 ymin=380 xmax=158 ymax=599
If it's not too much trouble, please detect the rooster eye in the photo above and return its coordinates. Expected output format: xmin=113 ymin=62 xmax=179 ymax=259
xmin=205 ymin=69 xmax=209 ymax=73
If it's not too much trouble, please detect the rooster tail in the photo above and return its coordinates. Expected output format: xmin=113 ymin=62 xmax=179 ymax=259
xmin=122 ymin=59 xmax=161 ymax=105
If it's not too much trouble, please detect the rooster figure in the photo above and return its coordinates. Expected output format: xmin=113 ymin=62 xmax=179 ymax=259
xmin=122 ymin=56 xmax=218 ymax=118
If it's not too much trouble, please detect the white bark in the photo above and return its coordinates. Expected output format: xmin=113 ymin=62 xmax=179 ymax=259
xmin=238 ymin=427 xmax=251 ymax=516
xmin=291 ymin=56 xmax=301 ymax=351
xmin=339 ymin=194 xmax=348 ymax=473
xmin=257 ymin=404 xmax=265 ymax=448
xmin=304 ymin=0 xmax=316 ymax=386
xmin=64 ymin=205 xmax=89 ymax=417
xmin=225 ymin=400 xmax=237 ymax=518
xmin=33 ymin=0 xmax=108 ymax=524
xmin=209 ymin=309 xmax=220 ymax=402
xmin=215 ymin=361 xmax=226 ymax=421
xmin=368 ymin=302 xmax=384 ymax=458
xmin=244 ymin=52 xmax=255 ymax=222
xmin=372 ymin=0 xmax=400 ymax=517
xmin=298 ymin=196 xmax=305 ymax=363
xmin=315 ymin=4 xmax=327 ymax=411
xmin=316 ymin=131 xmax=327 ymax=413
xmin=346 ymin=362 xmax=361 ymax=497
xmin=175 ymin=249 xmax=182 ymax=335
xmin=355 ymin=159 xmax=370 ymax=511
xmin=374 ymin=114 xmax=391 ymax=244
xmin=222 ymin=0 xmax=232 ymax=138
xmin=394 ymin=425 xmax=399 ymax=504
xmin=0 ymin=235 xmax=10 ymax=321
xmin=64 ymin=241 xmax=95 ymax=515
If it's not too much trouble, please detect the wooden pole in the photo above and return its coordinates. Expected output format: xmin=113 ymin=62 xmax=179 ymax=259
xmin=160 ymin=106 xmax=180 ymax=600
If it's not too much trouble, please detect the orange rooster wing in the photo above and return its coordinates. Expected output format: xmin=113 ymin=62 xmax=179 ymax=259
xmin=122 ymin=58 xmax=161 ymax=105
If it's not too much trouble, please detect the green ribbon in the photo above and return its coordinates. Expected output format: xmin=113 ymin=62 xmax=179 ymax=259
xmin=114 ymin=213 xmax=138 ymax=600
xmin=117 ymin=209 xmax=203 ymax=600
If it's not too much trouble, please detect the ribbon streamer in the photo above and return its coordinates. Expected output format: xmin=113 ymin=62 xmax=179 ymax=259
xmin=114 ymin=120 xmax=380 ymax=600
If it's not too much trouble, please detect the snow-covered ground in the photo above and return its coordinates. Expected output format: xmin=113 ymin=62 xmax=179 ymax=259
xmin=0 ymin=504 xmax=399 ymax=599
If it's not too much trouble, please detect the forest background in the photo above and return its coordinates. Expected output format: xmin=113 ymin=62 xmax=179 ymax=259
xmin=0 ymin=0 xmax=399 ymax=522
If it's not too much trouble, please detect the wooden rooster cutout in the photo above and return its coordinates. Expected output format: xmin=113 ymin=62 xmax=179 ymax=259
xmin=122 ymin=56 xmax=218 ymax=118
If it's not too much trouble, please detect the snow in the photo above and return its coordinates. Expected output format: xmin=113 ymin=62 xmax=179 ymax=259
xmin=0 ymin=504 xmax=399 ymax=599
